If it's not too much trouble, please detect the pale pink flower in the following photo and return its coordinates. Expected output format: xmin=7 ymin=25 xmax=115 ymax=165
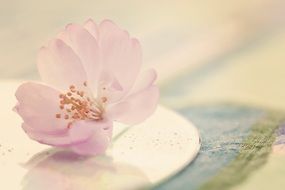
xmin=14 ymin=19 xmax=159 ymax=155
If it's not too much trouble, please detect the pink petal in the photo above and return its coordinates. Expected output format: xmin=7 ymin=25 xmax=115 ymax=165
xmin=84 ymin=18 xmax=99 ymax=40
xmin=108 ymin=86 xmax=159 ymax=125
xmin=129 ymin=68 xmax=157 ymax=95
xmin=98 ymin=20 xmax=142 ymax=100
xmin=15 ymin=82 xmax=68 ymax=132
xmin=22 ymin=123 xmax=71 ymax=147
xmin=70 ymin=120 xmax=113 ymax=155
xmin=58 ymin=24 xmax=101 ymax=92
xmin=97 ymin=71 xmax=126 ymax=103
xmin=37 ymin=39 xmax=87 ymax=90
xmin=21 ymin=121 xmax=95 ymax=147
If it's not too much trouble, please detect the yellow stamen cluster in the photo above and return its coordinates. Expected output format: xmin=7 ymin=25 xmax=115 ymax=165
xmin=55 ymin=82 xmax=106 ymax=127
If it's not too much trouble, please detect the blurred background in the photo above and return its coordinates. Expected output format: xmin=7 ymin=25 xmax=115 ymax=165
xmin=1 ymin=0 xmax=285 ymax=111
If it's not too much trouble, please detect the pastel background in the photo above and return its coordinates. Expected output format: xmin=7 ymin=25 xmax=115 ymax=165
xmin=1 ymin=0 xmax=285 ymax=189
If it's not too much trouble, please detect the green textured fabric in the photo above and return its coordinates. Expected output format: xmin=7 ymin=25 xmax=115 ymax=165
xmin=200 ymin=113 xmax=285 ymax=190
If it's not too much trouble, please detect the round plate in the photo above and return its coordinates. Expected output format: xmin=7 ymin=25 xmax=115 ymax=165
xmin=0 ymin=81 xmax=200 ymax=190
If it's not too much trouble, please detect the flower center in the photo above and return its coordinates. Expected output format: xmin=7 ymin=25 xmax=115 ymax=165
xmin=55 ymin=81 xmax=107 ymax=127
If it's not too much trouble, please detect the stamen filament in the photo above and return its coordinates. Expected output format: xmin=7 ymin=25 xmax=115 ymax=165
xmin=55 ymin=82 xmax=106 ymax=127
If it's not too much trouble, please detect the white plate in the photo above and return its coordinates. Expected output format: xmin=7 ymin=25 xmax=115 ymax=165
xmin=0 ymin=81 xmax=200 ymax=190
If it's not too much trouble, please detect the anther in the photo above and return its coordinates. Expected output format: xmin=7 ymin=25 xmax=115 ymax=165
xmin=101 ymin=97 xmax=107 ymax=103
xmin=55 ymin=114 xmax=61 ymax=118
xmin=70 ymin=85 xmax=76 ymax=92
